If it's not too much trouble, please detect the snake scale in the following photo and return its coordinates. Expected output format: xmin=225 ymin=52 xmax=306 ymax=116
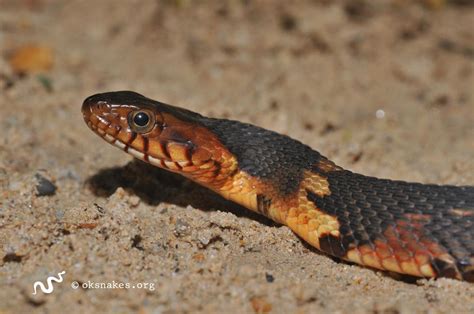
xmin=82 ymin=91 xmax=474 ymax=282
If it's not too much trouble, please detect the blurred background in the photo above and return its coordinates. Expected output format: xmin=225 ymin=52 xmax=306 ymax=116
xmin=1 ymin=1 xmax=473 ymax=313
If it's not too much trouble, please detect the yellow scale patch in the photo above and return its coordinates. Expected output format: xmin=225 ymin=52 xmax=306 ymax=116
xmin=218 ymin=170 xmax=260 ymax=211
xmin=283 ymin=171 xmax=340 ymax=250
xmin=213 ymin=168 xmax=341 ymax=253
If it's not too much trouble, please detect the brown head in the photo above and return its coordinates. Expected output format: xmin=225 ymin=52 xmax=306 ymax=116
xmin=82 ymin=91 xmax=238 ymax=187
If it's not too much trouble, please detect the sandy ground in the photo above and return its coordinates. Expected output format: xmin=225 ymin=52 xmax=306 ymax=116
xmin=1 ymin=0 xmax=473 ymax=313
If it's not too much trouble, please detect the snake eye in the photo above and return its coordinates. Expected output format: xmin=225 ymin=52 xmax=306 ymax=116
xmin=129 ymin=110 xmax=155 ymax=133
xmin=133 ymin=112 xmax=149 ymax=126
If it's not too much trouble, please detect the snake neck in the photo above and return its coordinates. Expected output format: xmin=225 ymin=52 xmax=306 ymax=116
xmin=200 ymin=117 xmax=336 ymax=194
xmin=188 ymin=117 xmax=341 ymax=227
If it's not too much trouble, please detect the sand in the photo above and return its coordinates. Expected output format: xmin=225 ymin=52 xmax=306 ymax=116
xmin=1 ymin=1 xmax=473 ymax=313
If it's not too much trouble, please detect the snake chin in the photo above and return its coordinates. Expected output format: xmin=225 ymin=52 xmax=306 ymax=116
xmin=92 ymin=124 xmax=188 ymax=172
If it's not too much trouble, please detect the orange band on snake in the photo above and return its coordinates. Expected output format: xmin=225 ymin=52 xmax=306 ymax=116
xmin=82 ymin=91 xmax=474 ymax=282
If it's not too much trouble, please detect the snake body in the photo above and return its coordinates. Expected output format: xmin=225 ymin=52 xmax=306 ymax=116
xmin=82 ymin=91 xmax=474 ymax=282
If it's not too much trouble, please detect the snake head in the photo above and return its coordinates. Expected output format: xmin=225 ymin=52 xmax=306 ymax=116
xmin=82 ymin=91 xmax=237 ymax=180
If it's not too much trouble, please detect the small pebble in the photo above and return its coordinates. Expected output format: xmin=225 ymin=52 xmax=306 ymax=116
xmin=265 ymin=273 xmax=275 ymax=283
xmin=9 ymin=44 xmax=54 ymax=74
xmin=174 ymin=219 xmax=191 ymax=237
xmin=197 ymin=229 xmax=213 ymax=247
xmin=35 ymin=173 xmax=57 ymax=196
xmin=375 ymin=109 xmax=385 ymax=119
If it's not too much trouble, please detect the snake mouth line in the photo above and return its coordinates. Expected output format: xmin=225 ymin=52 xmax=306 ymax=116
xmin=87 ymin=120 xmax=192 ymax=171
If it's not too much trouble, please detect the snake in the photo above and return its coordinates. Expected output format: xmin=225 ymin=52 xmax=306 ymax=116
xmin=82 ymin=91 xmax=474 ymax=282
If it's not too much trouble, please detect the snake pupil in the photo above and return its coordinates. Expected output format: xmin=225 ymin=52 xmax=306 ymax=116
xmin=133 ymin=112 xmax=150 ymax=127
